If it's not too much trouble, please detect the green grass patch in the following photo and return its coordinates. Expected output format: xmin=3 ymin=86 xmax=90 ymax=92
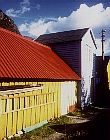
xmin=67 ymin=110 xmax=82 ymax=117
xmin=49 ymin=115 xmax=71 ymax=125
xmin=10 ymin=111 xmax=82 ymax=140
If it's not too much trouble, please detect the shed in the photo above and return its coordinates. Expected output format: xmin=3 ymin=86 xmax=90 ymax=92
xmin=36 ymin=28 xmax=97 ymax=107
xmin=0 ymin=27 xmax=80 ymax=139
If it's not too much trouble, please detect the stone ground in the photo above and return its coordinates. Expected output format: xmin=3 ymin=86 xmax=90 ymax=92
xmin=44 ymin=107 xmax=110 ymax=140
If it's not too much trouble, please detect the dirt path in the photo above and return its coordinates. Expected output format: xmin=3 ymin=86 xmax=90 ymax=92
xmin=45 ymin=108 xmax=110 ymax=140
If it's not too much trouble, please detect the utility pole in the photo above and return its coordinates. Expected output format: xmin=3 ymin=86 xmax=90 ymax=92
xmin=101 ymin=29 xmax=106 ymax=61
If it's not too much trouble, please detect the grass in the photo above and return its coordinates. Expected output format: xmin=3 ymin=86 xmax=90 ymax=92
xmin=49 ymin=115 xmax=71 ymax=125
xmin=10 ymin=110 xmax=83 ymax=140
xmin=67 ymin=109 xmax=82 ymax=117
xmin=10 ymin=123 xmax=55 ymax=140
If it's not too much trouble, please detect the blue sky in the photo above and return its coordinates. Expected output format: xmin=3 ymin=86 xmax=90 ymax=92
xmin=1 ymin=0 xmax=110 ymax=55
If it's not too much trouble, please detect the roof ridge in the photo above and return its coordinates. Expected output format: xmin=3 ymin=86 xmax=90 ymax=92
xmin=39 ymin=28 xmax=89 ymax=37
xmin=36 ymin=28 xmax=90 ymax=44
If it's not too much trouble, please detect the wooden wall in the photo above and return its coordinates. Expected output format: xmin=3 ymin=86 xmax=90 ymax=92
xmin=0 ymin=81 xmax=77 ymax=139
xmin=49 ymin=41 xmax=81 ymax=76
xmin=0 ymin=82 xmax=61 ymax=139
xmin=107 ymin=60 xmax=110 ymax=89
xmin=81 ymin=29 xmax=96 ymax=106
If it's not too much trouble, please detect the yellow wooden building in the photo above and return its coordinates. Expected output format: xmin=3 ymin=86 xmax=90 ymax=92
xmin=107 ymin=59 xmax=110 ymax=89
xmin=0 ymin=27 xmax=80 ymax=139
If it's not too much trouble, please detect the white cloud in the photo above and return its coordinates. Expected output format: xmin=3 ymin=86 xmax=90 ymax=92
xmin=6 ymin=0 xmax=30 ymax=17
xmin=104 ymin=39 xmax=110 ymax=55
xmin=19 ymin=3 xmax=110 ymax=36
xmin=6 ymin=9 xmax=20 ymax=17
xmin=20 ymin=0 xmax=30 ymax=7
xmin=18 ymin=3 xmax=110 ymax=55
xmin=95 ymin=38 xmax=110 ymax=56
xmin=19 ymin=19 xmax=52 ymax=37
xmin=20 ymin=0 xmax=30 ymax=14
xmin=19 ymin=23 xmax=29 ymax=32
xmin=95 ymin=39 xmax=102 ymax=56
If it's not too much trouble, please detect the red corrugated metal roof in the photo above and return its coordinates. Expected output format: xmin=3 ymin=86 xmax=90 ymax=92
xmin=0 ymin=27 xmax=80 ymax=80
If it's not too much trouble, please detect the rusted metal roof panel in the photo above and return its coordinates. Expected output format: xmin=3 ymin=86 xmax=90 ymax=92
xmin=0 ymin=27 xmax=80 ymax=81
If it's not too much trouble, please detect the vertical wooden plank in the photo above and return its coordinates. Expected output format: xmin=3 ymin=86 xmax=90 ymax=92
xmin=16 ymin=93 xmax=23 ymax=132
xmin=35 ymin=94 xmax=39 ymax=123
xmin=45 ymin=93 xmax=48 ymax=120
xmin=39 ymin=93 xmax=42 ymax=122
xmin=52 ymin=82 xmax=56 ymax=118
xmin=51 ymin=92 xmax=54 ymax=119
xmin=52 ymin=82 xmax=55 ymax=118
xmin=44 ymin=93 xmax=47 ymax=121
xmin=37 ymin=91 xmax=41 ymax=123
xmin=54 ymin=82 xmax=58 ymax=118
xmin=0 ymin=114 xmax=7 ymax=139
xmin=7 ymin=95 xmax=13 ymax=137
xmin=30 ymin=92 xmax=35 ymax=126
xmin=12 ymin=94 xmax=17 ymax=134
xmin=16 ymin=94 xmax=21 ymax=132
xmin=2 ymin=99 xmax=6 ymax=113
xmin=21 ymin=94 xmax=24 ymax=130
xmin=35 ymin=93 xmax=37 ymax=123
xmin=23 ymin=93 xmax=26 ymax=129
xmin=47 ymin=93 xmax=50 ymax=120
xmin=49 ymin=93 xmax=52 ymax=120
xmin=42 ymin=93 xmax=45 ymax=121
xmin=52 ymin=82 xmax=54 ymax=118
xmin=25 ymin=92 xmax=30 ymax=127
xmin=0 ymin=98 xmax=7 ymax=139
xmin=57 ymin=82 xmax=60 ymax=117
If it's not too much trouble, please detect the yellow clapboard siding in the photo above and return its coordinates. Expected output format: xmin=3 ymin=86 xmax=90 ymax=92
xmin=58 ymin=82 xmax=61 ymax=117
xmin=39 ymin=92 xmax=43 ymax=122
xmin=7 ymin=95 xmax=13 ymax=136
xmin=17 ymin=110 xmax=23 ymax=132
xmin=37 ymin=106 xmax=40 ymax=123
xmin=0 ymin=98 xmax=7 ymax=138
xmin=0 ymin=114 xmax=7 ymax=139
xmin=107 ymin=60 xmax=110 ymax=89
xmin=49 ymin=93 xmax=52 ymax=120
xmin=30 ymin=92 xmax=35 ymax=125
xmin=0 ymin=81 xmax=74 ymax=139
xmin=51 ymin=92 xmax=54 ymax=118
xmin=25 ymin=92 xmax=31 ymax=127
xmin=23 ymin=107 xmax=27 ymax=128
xmin=12 ymin=111 xmax=17 ymax=134
xmin=7 ymin=112 xmax=12 ymax=136
xmin=54 ymin=82 xmax=58 ymax=118
xmin=47 ymin=93 xmax=50 ymax=120
xmin=44 ymin=94 xmax=47 ymax=120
